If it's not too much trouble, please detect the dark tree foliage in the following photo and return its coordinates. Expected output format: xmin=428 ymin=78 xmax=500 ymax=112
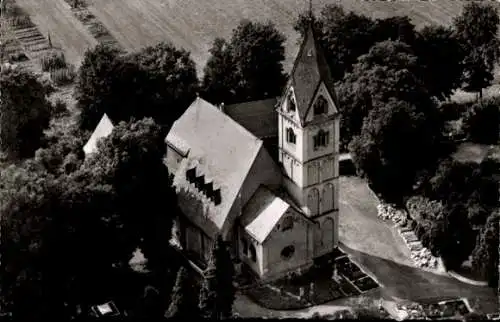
xmin=0 ymin=118 xmax=180 ymax=319
xmin=349 ymin=98 xmax=439 ymax=204
xmin=166 ymin=266 xmax=200 ymax=319
xmin=35 ymin=117 xmax=87 ymax=175
xmin=454 ymin=2 xmax=500 ymax=97
xmin=202 ymin=38 xmax=237 ymax=105
xmin=414 ymin=25 xmax=464 ymax=101
xmin=202 ymin=20 xmax=286 ymax=105
xmin=0 ymin=66 xmax=52 ymax=161
xmin=199 ymin=235 xmax=235 ymax=320
xmin=462 ymin=97 xmax=500 ymax=145
xmin=76 ymin=43 xmax=199 ymax=131
xmin=75 ymin=44 xmax=122 ymax=131
xmin=471 ymin=211 xmax=499 ymax=287
xmin=318 ymin=5 xmax=376 ymax=80
xmin=129 ymin=42 xmax=199 ymax=123
xmin=372 ymin=16 xmax=416 ymax=46
xmin=337 ymin=40 xmax=440 ymax=152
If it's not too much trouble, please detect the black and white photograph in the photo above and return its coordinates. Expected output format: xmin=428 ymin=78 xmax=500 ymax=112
xmin=0 ymin=0 xmax=498 ymax=320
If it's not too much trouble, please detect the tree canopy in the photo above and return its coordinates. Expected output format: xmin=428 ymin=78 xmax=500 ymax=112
xmin=166 ymin=266 xmax=200 ymax=319
xmin=202 ymin=20 xmax=286 ymax=105
xmin=471 ymin=211 xmax=499 ymax=287
xmin=76 ymin=43 xmax=199 ymax=131
xmin=414 ymin=25 xmax=464 ymax=100
xmin=462 ymin=97 xmax=500 ymax=145
xmin=0 ymin=66 xmax=52 ymax=161
xmin=453 ymin=2 xmax=500 ymax=96
xmin=199 ymin=235 xmax=235 ymax=320
xmin=0 ymin=117 xmax=180 ymax=319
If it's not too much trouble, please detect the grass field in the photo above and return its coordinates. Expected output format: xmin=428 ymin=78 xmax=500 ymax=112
xmin=14 ymin=0 xmax=97 ymax=67
xmin=14 ymin=0 xmax=489 ymax=72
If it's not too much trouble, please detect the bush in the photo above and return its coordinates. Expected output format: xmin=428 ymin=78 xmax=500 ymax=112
xmin=439 ymin=101 xmax=471 ymax=121
xmin=40 ymin=51 xmax=67 ymax=72
xmin=10 ymin=15 xmax=33 ymax=28
xmin=50 ymin=65 xmax=76 ymax=86
xmin=463 ymin=97 xmax=500 ymax=144
xmin=406 ymin=196 xmax=444 ymax=221
xmin=8 ymin=52 xmax=28 ymax=62
xmin=51 ymin=99 xmax=68 ymax=117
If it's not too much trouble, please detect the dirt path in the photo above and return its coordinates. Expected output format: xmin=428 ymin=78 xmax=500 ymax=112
xmin=339 ymin=176 xmax=498 ymax=314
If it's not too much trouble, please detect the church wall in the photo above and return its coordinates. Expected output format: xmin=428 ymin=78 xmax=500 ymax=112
xmin=303 ymin=123 xmax=336 ymax=162
xmin=262 ymin=210 xmax=313 ymax=279
xmin=280 ymin=115 xmax=305 ymax=164
xmin=165 ymin=145 xmax=184 ymax=175
xmin=238 ymin=227 xmax=264 ymax=276
xmin=313 ymin=211 xmax=339 ymax=258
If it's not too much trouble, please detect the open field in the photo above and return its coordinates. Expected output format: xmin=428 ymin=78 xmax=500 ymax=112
xmin=87 ymin=0 xmax=481 ymax=71
xmin=14 ymin=0 xmax=97 ymax=67
xmin=15 ymin=0 xmax=492 ymax=72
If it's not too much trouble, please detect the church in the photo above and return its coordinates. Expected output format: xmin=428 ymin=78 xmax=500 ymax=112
xmin=84 ymin=25 xmax=341 ymax=281
xmin=165 ymin=25 xmax=340 ymax=280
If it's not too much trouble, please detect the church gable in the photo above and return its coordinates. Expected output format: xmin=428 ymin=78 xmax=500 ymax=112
xmin=304 ymin=81 xmax=339 ymax=123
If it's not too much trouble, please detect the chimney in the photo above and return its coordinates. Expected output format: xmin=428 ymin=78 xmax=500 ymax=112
xmin=219 ymin=102 xmax=225 ymax=113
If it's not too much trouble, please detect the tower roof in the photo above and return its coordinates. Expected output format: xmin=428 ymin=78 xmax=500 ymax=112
xmin=287 ymin=24 xmax=338 ymax=124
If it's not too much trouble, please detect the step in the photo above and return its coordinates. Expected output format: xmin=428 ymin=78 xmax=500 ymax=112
xmin=17 ymin=34 xmax=45 ymax=42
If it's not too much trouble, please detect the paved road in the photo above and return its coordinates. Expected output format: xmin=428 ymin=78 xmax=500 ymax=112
xmin=339 ymin=176 xmax=498 ymax=313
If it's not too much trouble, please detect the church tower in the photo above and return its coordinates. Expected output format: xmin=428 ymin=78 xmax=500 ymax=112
xmin=277 ymin=23 xmax=340 ymax=257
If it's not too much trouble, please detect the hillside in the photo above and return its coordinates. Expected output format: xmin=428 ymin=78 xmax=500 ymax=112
xmin=14 ymin=0 xmax=488 ymax=73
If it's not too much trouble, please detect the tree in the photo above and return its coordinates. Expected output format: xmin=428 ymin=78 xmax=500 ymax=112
xmin=349 ymin=98 xmax=438 ymax=204
xmin=201 ymin=38 xmax=237 ymax=105
xmin=462 ymin=97 xmax=500 ymax=144
xmin=0 ymin=66 xmax=52 ymax=161
xmin=337 ymin=40 xmax=437 ymax=151
xmin=414 ymin=25 xmax=464 ymax=100
xmin=129 ymin=42 xmax=199 ymax=123
xmin=372 ymin=16 xmax=416 ymax=46
xmin=471 ymin=211 xmax=499 ymax=287
xmin=166 ymin=267 xmax=199 ymax=319
xmin=202 ymin=20 xmax=286 ymax=105
xmin=199 ymin=235 xmax=235 ymax=319
xmin=75 ymin=44 xmax=122 ymax=130
xmin=454 ymin=2 xmax=500 ymax=97
xmin=76 ymin=43 xmax=199 ymax=131
xmin=318 ymin=5 xmax=376 ymax=80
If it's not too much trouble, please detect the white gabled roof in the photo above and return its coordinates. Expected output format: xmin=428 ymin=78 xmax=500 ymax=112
xmin=83 ymin=113 xmax=114 ymax=155
xmin=241 ymin=186 xmax=290 ymax=244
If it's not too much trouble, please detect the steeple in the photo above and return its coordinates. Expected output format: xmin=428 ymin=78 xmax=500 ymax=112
xmin=286 ymin=17 xmax=338 ymax=125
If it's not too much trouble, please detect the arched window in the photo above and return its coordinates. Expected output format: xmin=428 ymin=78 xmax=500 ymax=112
xmin=322 ymin=184 xmax=334 ymax=212
xmin=249 ymin=244 xmax=257 ymax=262
xmin=287 ymin=92 xmax=296 ymax=112
xmin=307 ymin=188 xmax=319 ymax=216
xmin=286 ymin=128 xmax=296 ymax=144
xmin=314 ymin=96 xmax=328 ymax=115
xmin=313 ymin=130 xmax=329 ymax=150
xmin=281 ymin=216 xmax=294 ymax=231
xmin=321 ymin=218 xmax=334 ymax=249
xmin=280 ymin=245 xmax=295 ymax=260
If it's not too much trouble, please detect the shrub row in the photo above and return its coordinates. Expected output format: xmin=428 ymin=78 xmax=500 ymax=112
xmin=40 ymin=51 xmax=67 ymax=72
xmin=376 ymin=203 xmax=407 ymax=226
xmin=50 ymin=65 xmax=76 ymax=86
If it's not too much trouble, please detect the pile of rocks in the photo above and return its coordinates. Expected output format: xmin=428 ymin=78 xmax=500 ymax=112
xmin=397 ymin=303 xmax=427 ymax=320
xmin=411 ymin=248 xmax=438 ymax=269
xmin=377 ymin=203 xmax=407 ymax=226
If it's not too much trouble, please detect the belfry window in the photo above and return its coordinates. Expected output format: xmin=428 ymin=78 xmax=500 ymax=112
xmin=314 ymin=96 xmax=327 ymax=115
xmin=313 ymin=130 xmax=329 ymax=149
xmin=286 ymin=128 xmax=296 ymax=144
xmin=288 ymin=92 xmax=296 ymax=112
